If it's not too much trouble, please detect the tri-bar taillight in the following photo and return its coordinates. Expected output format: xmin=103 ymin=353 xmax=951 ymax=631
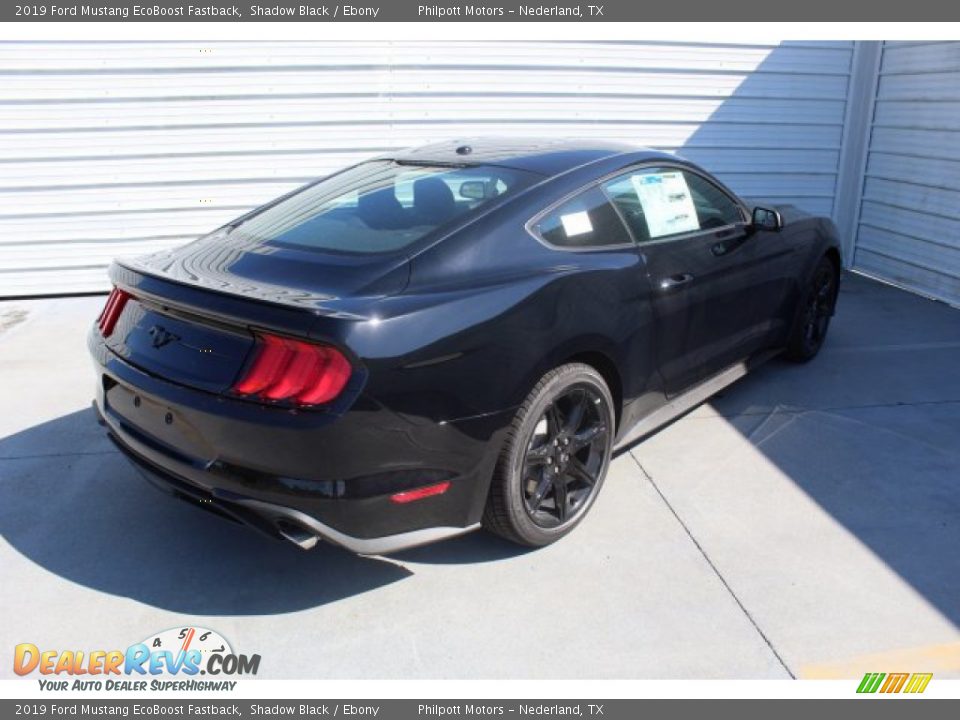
xmin=97 ymin=287 xmax=131 ymax=338
xmin=232 ymin=333 xmax=353 ymax=407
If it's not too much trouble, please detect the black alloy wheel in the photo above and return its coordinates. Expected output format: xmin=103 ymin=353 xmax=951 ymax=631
xmin=484 ymin=363 xmax=615 ymax=547
xmin=786 ymin=256 xmax=838 ymax=362
xmin=521 ymin=385 xmax=609 ymax=528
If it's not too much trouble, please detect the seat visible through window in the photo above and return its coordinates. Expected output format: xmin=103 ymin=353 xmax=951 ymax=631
xmin=358 ymin=188 xmax=407 ymax=230
xmin=413 ymin=177 xmax=458 ymax=226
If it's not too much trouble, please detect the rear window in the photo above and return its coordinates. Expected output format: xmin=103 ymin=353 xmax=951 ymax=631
xmin=534 ymin=187 xmax=633 ymax=249
xmin=229 ymin=160 xmax=536 ymax=254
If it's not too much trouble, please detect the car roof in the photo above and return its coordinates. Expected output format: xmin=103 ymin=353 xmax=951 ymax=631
xmin=384 ymin=137 xmax=677 ymax=177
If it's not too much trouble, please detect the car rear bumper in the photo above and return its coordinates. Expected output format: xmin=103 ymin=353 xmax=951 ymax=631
xmin=90 ymin=329 xmax=510 ymax=554
xmin=102 ymin=419 xmax=478 ymax=554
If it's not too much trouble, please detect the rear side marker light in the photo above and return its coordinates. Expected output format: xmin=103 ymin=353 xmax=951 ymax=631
xmin=232 ymin=333 xmax=352 ymax=407
xmin=98 ymin=287 xmax=132 ymax=338
xmin=390 ymin=482 xmax=452 ymax=504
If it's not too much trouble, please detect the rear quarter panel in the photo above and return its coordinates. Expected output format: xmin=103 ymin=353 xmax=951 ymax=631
xmin=316 ymin=213 xmax=661 ymax=428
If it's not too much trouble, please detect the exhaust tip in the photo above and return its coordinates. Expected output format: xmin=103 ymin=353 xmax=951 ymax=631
xmin=275 ymin=519 xmax=320 ymax=550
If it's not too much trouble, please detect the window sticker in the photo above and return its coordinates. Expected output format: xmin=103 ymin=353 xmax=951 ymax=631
xmin=630 ymin=172 xmax=700 ymax=239
xmin=559 ymin=210 xmax=593 ymax=238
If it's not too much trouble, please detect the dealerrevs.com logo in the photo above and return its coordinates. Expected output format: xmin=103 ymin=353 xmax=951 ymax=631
xmin=14 ymin=627 xmax=260 ymax=692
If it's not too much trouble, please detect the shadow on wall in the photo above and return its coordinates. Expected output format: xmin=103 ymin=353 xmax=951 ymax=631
xmin=673 ymin=41 xmax=847 ymax=221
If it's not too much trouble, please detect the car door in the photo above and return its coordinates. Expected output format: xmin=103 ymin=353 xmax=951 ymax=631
xmin=602 ymin=166 xmax=792 ymax=397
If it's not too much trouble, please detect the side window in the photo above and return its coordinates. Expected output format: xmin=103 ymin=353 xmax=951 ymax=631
xmin=534 ymin=187 xmax=632 ymax=249
xmin=603 ymin=175 xmax=654 ymax=242
xmin=602 ymin=168 xmax=743 ymax=243
xmin=684 ymin=172 xmax=743 ymax=229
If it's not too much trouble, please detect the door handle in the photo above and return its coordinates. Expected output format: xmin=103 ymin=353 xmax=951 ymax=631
xmin=659 ymin=273 xmax=694 ymax=290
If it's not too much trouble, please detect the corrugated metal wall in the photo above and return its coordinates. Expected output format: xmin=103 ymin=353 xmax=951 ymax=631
xmin=0 ymin=40 xmax=852 ymax=297
xmin=853 ymin=41 xmax=960 ymax=307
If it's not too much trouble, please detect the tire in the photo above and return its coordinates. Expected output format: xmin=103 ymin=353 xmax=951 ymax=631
xmin=784 ymin=255 xmax=839 ymax=362
xmin=483 ymin=363 xmax=615 ymax=547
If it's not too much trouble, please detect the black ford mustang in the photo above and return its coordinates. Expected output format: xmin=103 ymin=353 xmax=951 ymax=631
xmin=89 ymin=138 xmax=841 ymax=554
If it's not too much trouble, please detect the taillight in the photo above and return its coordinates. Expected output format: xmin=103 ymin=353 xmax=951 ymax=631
xmin=97 ymin=287 xmax=131 ymax=338
xmin=232 ymin=333 xmax=352 ymax=407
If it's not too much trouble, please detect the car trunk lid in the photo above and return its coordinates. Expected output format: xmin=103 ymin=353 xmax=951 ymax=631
xmin=100 ymin=232 xmax=405 ymax=394
xmin=120 ymin=227 xmax=410 ymax=311
xmin=103 ymin=291 xmax=257 ymax=395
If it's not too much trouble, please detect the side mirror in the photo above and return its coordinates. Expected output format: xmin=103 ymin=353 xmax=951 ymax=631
xmin=752 ymin=206 xmax=783 ymax=232
xmin=459 ymin=180 xmax=488 ymax=200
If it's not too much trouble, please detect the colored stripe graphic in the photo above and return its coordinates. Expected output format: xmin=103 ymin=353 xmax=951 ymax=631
xmin=857 ymin=673 xmax=886 ymax=693
xmin=903 ymin=673 xmax=933 ymax=694
xmin=857 ymin=671 xmax=932 ymax=694
xmin=879 ymin=673 xmax=909 ymax=693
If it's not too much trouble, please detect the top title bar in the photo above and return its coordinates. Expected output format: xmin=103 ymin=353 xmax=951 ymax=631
xmin=5 ymin=0 xmax=960 ymax=22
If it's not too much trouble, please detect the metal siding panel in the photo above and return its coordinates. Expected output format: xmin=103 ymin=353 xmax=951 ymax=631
xmin=853 ymin=41 xmax=960 ymax=307
xmin=0 ymin=97 xmax=847 ymax=130
xmin=676 ymin=148 xmax=839 ymax=172
xmin=880 ymin=42 xmax=960 ymax=75
xmin=2 ymin=124 xmax=843 ymax=161
xmin=0 ymin=69 xmax=852 ymax=102
xmin=0 ymin=268 xmax=118 ymax=295
xmin=0 ymin=239 xmax=189 ymax=271
xmin=0 ymin=153 xmax=369 ymax=189
xmin=0 ymin=209 xmax=242 ymax=244
xmin=861 ymin=177 xmax=960 ymax=220
xmin=710 ymin=173 xmax=835 ymax=197
xmin=857 ymin=226 xmax=960 ymax=278
xmin=1 ymin=181 xmax=303 ymax=216
xmin=746 ymin=198 xmax=835 ymax=216
xmin=0 ymin=41 xmax=853 ymax=73
xmin=860 ymin=200 xmax=960 ymax=250
xmin=866 ymin=152 xmax=960 ymax=189
xmin=0 ymin=41 xmax=851 ymax=297
xmin=873 ymin=100 xmax=960 ymax=131
xmin=876 ymin=70 xmax=960 ymax=101
xmin=868 ymin=127 xmax=960 ymax=162
xmin=856 ymin=249 xmax=960 ymax=304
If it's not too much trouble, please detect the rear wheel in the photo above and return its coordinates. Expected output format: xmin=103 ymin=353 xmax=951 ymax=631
xmin=483 ymin=363 xmax=615 ymax=547
xmin=785 ymin=256 xmax=838 ymax=362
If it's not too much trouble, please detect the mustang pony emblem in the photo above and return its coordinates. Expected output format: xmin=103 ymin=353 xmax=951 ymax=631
xmin=148 ymin=325 xmax=180 ymax=349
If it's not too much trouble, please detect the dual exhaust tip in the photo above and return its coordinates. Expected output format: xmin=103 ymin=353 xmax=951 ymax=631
xmin=263 ymin=480 xmax=454 ymax=551
xmin=273 ymin=518 xmax=321 ymax=551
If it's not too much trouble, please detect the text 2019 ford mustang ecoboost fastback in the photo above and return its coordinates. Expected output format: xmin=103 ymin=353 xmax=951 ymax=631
xmin=89 ymin=138 xmax=841 ymax=554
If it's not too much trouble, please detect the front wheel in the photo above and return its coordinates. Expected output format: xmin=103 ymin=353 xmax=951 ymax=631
xmin=483 ymin=363 xmax=615 ymax=547
xmin=784 ymin=256 xmax=839 ymax=362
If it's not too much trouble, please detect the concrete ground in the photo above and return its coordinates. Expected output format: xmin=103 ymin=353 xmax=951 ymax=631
xmin=0 ymin=273 xmax=958 ymax=679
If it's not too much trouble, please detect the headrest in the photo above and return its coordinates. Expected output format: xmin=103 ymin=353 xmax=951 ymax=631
xmin=413 ymin=177 xmax=457 ymax=224
xmin=357 ymin=188 xmax=406 ymax=229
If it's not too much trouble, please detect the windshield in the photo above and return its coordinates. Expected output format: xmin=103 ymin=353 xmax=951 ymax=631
xmin=229 ymin=160 xmax=537 ymax=255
